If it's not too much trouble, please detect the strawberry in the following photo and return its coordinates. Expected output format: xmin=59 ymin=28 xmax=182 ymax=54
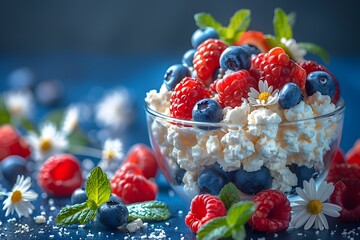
xmin=346 ymin=139 xmax=360 ymax=166
xmin=123 ymin=144 xmax=157 ymax=179
xmin=234 ymin=31 xmax=271 ymax=53
xmin=38 ymin=154 xmax=83 ymax=197
xmin=0 ymin=125 xmax=31 ymax=161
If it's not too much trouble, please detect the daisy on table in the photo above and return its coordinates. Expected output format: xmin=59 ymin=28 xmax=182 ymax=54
xmin=247 ymin=80 xmax=279 ymax=107
xmin=61 ymin=105 xmax=80 ymax=136
xmin=1 ymin=175 xmax=38 ymax=218
xmin=98 ymin=138 xmax=124 ymax=178
xmin=291 ymin=178 xmax=341 ymax=230
xmin=3 ymin=90 xmax=34 ymax=119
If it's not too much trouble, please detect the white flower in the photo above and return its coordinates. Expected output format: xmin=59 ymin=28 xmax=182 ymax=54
xmin=26 ymin=123 xmax=68 ymax=161
xmin=2 ymin=175 xmax=38 ymax=218
xmin=98 ymin=138 xmax=124 ymax=176
xmin=291 ymin=178 xmax=342 ymax=230
xmin=248 ymin=80 xmax=279 ymax=106
xmin=95 ymin=89 xmax=134 ymax=131
xmin=3 ymin=90 xmax=34 ymax=119
xmin=61 ymin=105 xmax=79 ymax=135
xmin=281 ymin=38 xmax=307 ymax=62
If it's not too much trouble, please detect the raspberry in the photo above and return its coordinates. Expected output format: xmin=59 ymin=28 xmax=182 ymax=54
xmin=216 ymin=70 xmax=257 ymax=108
xmin=123 ymin=144 xmax=158 ymax=179
xmin=251 ymin=47 xmax=306 ymax=90
xmin=111 ymin=171 xmax=157 ymax=204
xmin=330 ymin=178 xmax=360 ymax=222
xmin=0 ymin=125 xmax=31 ymax=161
xmin=193 ymin=39 xmax=228 ymax=85
xmin=169 ymin=77 xmax=210 ymax=120
xmin=332 ymin=148 xmax=345 ymax=165
xmin=346 ymin=139 xmax=360 ymax=166
xmin=38 ymin=154 xmax=83 ymax=197
xmin=299 ymin=60 xmax=340 ymax=103
xmin=118 ymin=162 xmax=144 ymax=176
xmin=185 ymin=194 xmax=227 ymax=233
xmin=248 ymin=190 xmax=291 ymax=232
xmin=326 ymin=163 xmax=360 ymax=183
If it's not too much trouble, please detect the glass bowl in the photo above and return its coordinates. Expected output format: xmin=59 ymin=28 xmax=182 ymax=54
xmin=145 ymin=99 xmax=346 ymax=203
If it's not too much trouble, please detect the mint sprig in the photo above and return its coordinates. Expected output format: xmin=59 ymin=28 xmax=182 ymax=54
xmin=219 ymin=182 xmax=241 ymax=210
xmin=86 ymin=165 xmax=111 ymax=206
xmin=273 ymin=8 xmax=293 ymax=40
xmin=0 ymin=98 xmax=11 ymax=125
xmin=197 ymin=201 xmax=256 ymax=240
xmin=127 ymin=201 xmax=171 ymax=222
xmin=298 ymin=42 xmax=330 ymax=63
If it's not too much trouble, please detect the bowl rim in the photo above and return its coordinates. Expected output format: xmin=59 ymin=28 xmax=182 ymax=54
xmin=145 ymin=98 xmax=346 ymax=128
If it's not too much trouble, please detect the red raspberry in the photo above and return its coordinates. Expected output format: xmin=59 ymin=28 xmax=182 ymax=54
xmin=111 ymin=171 xmax=157 ymax=204
xmin=193 ymin=39 xmax=228 ymax=85
xmin=330 ymin=178 xmax=360 ymax=222
xmin=123 ymin=144 xmax=157 ymax=179
xmin=299 ymin=60 xmax=340 ymax=103
xmin=118 ymin=162 xmax=144 ymax=176
xmin=216 ymin=70 xmax=257 ymax=108
xmin=38 ymin=154 xmax=83 ymax=197
xmin=326 ymin=163 xmax=360 ymax=183
xmin=185 ymin=194 xmax=227 ymax=233
xmin=0 ymin=125 xmax=31 ymax=161
xmin=331 ymin=148 xmax=345 ymax=165
xmin=346 ymin=139 xmax=360 ymax=166
xmin=251 ymin=47 xmax=306 ymax=90
xmin=169 ymin=77 xmax=210 ymax=120
xmin=248 ymin=190 xmax=291 ymax=232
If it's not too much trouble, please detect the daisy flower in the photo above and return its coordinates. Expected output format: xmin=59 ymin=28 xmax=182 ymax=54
xmin=61 ymin=105 xmax=79 ymax=135
xmin=26 ymin=122 xmax=68 ymax=161
xmin=98 ymin=138 xmax=124 ymax=175
xmin=248 ymin=80 xmax=279 ymax=106
xmin=281 ymin=38 xmax=307 ymax=62
xmin=3 ymin=90 xmax=34 ymax=119
xmin=95 ymin=89 xmax=134 ymax=131
xmin=2 ymin=175 xmax=38 ymax=218
xmin=291 ymin=178 xmax=342 ymax=230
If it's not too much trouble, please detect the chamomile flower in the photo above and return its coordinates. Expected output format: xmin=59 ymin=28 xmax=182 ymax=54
xmin=95 ymin=89 xmax=134 ymax=131
xmin=248 ymin=80 xmax=279 ymax=106
xmin=3 ymin=90 xmax=34 ymax=119
xmin=291 ymin=178 xmax=341 ymax=230
xmin=281 ymin=38 xmax=307 ymax=62
xmin=26 ymin=123 xmax=68 ymax=161
xmin=98 ymin=138 xmax=124 ymax=177
xmin=61 ymin=105 xmax=79 ymax=135
xmin=2 ymin=175 xmax=38 ymax=218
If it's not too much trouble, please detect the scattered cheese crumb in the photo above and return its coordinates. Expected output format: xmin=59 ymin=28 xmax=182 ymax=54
xmin=34 ymin=215 xmax=46 ymax=224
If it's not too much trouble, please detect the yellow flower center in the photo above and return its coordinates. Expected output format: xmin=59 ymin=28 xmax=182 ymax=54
xmin=104 ymin=150 xmax=115 ymax=161
xmin=39 ymin=138 xmax=52 ymax=152
xmin=258 ymin=92 xmax=270 ymax=103
xmin=307 ymin=199 xmax=323 ymax=215
xmin=11 ymin=190 xmax=23 ymax=203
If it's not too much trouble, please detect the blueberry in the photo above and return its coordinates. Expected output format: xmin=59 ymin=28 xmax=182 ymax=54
xmin=174 ymin=167 xmax=186 ymax=185
xmin=220 ymin=46 xmax=251 ymax=71
xmin=97 ymin=199 xmax=129 ymax=228
xmin=234 ymin=166 xmax=272 ymax=195
xmin=0 ymin=156 xmax=28 ymax=185
xmin=197 ymin=166 xmax=230 ymax=195
xmin=212 ymin=68 xmax=224 ymax=81
xmin=278 ymin=83 xmax=303 ymax=109
xmin=289 ymin=164 xmax=318 ymax=189
xmin=35 ymin=80 xmax=64 ymax=106
xmin=305 ymin=71 xmax=336 ymax=98
xmin=182 ymin=49 xmax=196 ymax=67
xmin=71 ymin=188 xmax=87 ymax=204
xmin=240 ymin=44 xmax=261 ymax=56
xmin=191 ymin=27 xmax=219 ymax=48
xmin=163 ymin=64 xmax=191 ymax=90
xmin=7 ymin=67 xmax=36 ymax=90
xmin=213 ymin=162 xmax=236 ymax=182
xmin=192 ymin=98 xmax=223 ymax=124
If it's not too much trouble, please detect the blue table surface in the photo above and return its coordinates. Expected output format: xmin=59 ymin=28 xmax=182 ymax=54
xmin=0 ymin=54 xmax=360 ymax=240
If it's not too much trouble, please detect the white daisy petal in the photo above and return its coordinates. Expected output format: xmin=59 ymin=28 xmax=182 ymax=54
xmin=319 ymin=183 xmax=335 ymax=202
xmin=322 ymin=203 xmax=342 ymax=216
xmin=308 ymin=178 xmax=316 ymax=199
xmin=292 ymin=204 xmax=306 ymax=211
xmin=296 ymin=187 xmax=310 ymax=201
xmin=294 ymin=212 xmax=311 ymax=229
xmin=318 ymin=213 xmax=329 ymax=230
xmin=304 ymin=214 xmax=316 ymax=230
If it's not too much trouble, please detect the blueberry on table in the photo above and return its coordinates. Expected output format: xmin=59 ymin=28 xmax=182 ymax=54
xmin=70 ymin=188 xmax=87 ymax=205
xmin=97 ymin=199 xmax=129 ymax=228
xmin=278 ymin=82 xmax=303 ymax=109
xmin=0 ymin=156 xmax=28 ymax=185
xmin=182 ymin=49 xmax=196 ymax=68
xmin=305 ymin=71 xmax=336 ymax=98
xmin=192 ymin=98 xmax=223 ymax=127
xmin=289 ymin=164 xmax=317 ymax=189
xmin=191 ymin=27 xmax=219 ymax=49
xmin=163 ymin=64 xmax=191 ymax=91
xmin=197 ymin=166 xmax=230 ymax=195
xmin=234 ymin=166 xmax=272 ymax=195
xmin=220 ymin=46 xmax=251 ymax=71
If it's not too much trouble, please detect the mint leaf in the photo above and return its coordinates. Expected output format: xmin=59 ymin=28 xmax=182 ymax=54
xmin=197 ymin=217 xmax=230 ymax=240
xmin=287 ymin=12 xmax=296 ymax=27
xmin=226 ymin=201 xmax=256 ymax=228
xmin=231 ymin=225 xmax=246 ymax=240
xmin=298 ymin=42 xmax=330 ymax=63
xmin=127 ymin=201 xmax=171 ymax=222
xmin=86 ymin=166 xmax=111 ymax=207
xmin=194 ymin=13 xmax=223 ymax=32
xmin=0 ymin=98 xmax=11 ymax=125
xmin=56 ymin=202 xmax=97 ymax=225
xmin=225 ymin=9 xmax=251 ymax=44
xmin=273 ymin=8 xmax=293 ymax=39
xmin=219 ymin=182 xmax=241 ymax=210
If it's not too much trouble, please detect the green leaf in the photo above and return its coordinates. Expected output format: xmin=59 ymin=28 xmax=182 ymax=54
xmin=41 ymin=109 xmax=64 ymax=129
xmin=67 ymin=128 xmax=91 ymax=152
xmin=194 ymin=13 xmax=223 ymax=32
xmin=19 ymin=117 xmax=36 ymax=132
xmin=0 ymin=98 xmax=11 ymax=125
xmin=86 ymin=166 xmax=111 ymax=207
xmin=127 ymin=201 xmax=171 ymax=222
xmin=273 ymin=8 xmax=293 ymax=39
xmin=231 ymin=225 xmax=246 ymax=240
xmin=287 ymin=12 xmax=297 ymax=27
xmin=56 ymin=202 xmax=97 ymax=225
xmin=219 ymin=182 xmax=241 ymax=210
xmin=298 ymin=42 xmax=330 ymax=63
xmin=226 ymin=9 xmax=251 ymax=43
xmin=226 ymin=201 xmax=256 ymax=228
xmin=197 ymin=217 xmax=230 ymax=240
